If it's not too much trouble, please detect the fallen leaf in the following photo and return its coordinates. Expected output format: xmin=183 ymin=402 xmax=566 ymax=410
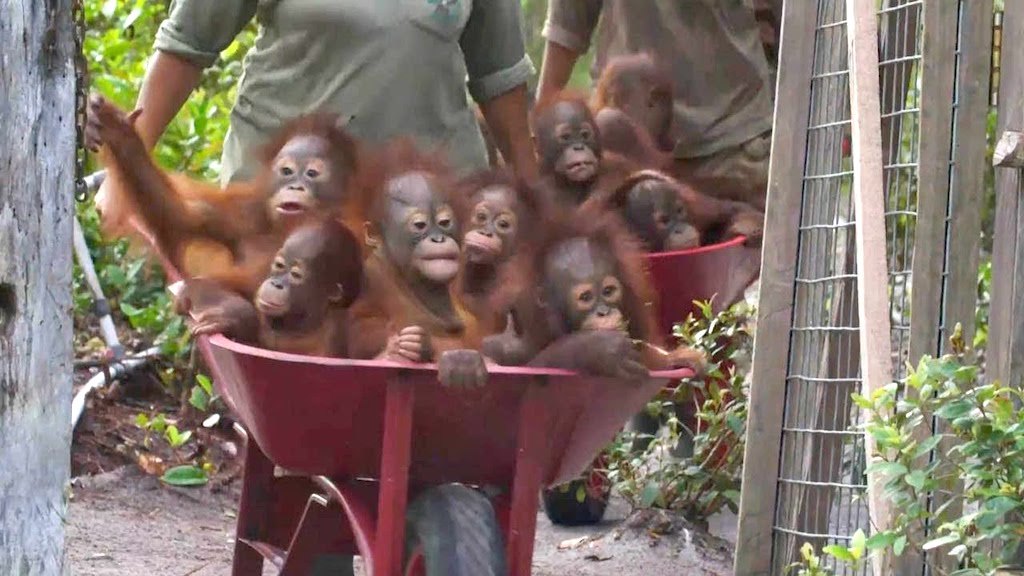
xmin=557 ymin=536 xmax=588 ymax=550
xmin=583 ymin=554 xmax=612 ymax=562
xmin=136 ymin=452 xmax=165 ymax=476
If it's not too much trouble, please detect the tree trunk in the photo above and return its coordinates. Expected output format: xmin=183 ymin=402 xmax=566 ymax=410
xmin=0 ymin=2 xmax=75 ymax=574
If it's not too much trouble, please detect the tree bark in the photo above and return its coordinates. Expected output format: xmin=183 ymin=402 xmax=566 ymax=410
xmin=0 ymin=2 xmax=75 ymax=574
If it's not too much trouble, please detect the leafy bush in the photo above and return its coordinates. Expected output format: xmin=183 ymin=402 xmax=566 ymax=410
xmin=603 ymin=300 xmax=753 ymax=523
xmin=76 ymin=2 xmax=254 ymax=365
xmin=792 ymin=326 xmax=1024 ymax=575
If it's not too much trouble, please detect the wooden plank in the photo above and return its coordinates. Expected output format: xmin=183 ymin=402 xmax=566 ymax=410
xmin=847 ymin=1 xmax=899 ymax=575
xmin=733 ymin=1 xmax=819 ymax=572
xmin=0 ymin=2 xmax=76 ymax=574
xmin=910 ymin=0 xmax=958 ymax=367
xmin=944 ymin=0 xmax=993 ymax=355
xmin=931 ymin=1 xmax=994 ymax=572
xmin=990 ymin=0 xmax=1024 ymax=391
xmin=904 ymin=2 xmax=960 ymax=571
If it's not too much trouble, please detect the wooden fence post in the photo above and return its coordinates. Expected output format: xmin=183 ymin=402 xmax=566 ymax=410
xmin=733 ymin=0 xmax=818 ymax=572
xmin=847 ymin=1 xmax=899 ymax=574
xmin=990 ymin=1 xmax=1024 ymax=392
xmin=0 ymin=3 xmax=76 ymax=574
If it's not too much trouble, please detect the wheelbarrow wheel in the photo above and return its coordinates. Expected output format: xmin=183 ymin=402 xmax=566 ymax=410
xmin=541 ymin=472 xmax=610 ymax=527
xmin=404 ymin=484 xmax=507 ymax=576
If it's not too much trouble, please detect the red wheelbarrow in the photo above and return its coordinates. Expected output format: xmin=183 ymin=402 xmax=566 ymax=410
xmin=540 ymin=235 xmax=761 ymax=526
xmin=152 ymin=251 xmax=692 ymax=574
xmin=149 ymin=226 xmax=754 ymax=573
xmin=194 ymin=336 xmax=690 ymax=575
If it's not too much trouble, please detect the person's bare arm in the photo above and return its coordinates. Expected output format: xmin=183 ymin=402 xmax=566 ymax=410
xmin=537 ymin=41 xmax=581 ymax=103
xmin=478 ymin=85 xmax=538 ymax=181
xmin=134 ymin=51 xmax=204 ymax=151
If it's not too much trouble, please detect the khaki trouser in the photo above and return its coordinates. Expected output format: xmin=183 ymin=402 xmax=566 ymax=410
xmin=674 ymin=130 xmax=772 ymax=211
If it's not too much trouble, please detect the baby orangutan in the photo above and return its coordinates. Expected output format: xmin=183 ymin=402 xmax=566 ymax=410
xmin=347 ymin=141 xmax=488 ymax=388
xmin=588 ymin=170 xmax=764 ymax=251
xmin=174 ymin=219 xmax=363 ymax=357
xmin=483 ymin=204 xmax=704 ymax=378
xmin=456 ymin=169 xmax=540 ymax=334
xmin=87 ymin=95 xmax=365 ymax=299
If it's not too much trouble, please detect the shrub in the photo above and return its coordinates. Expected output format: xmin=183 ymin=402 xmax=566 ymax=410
xmin=603 ymin=299 xmax=753 ymax=523
xmin=793 ymin=326 xmax=1024 ymax=575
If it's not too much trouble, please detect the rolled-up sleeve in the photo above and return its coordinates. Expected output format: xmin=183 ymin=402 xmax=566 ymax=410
xmin=543 ymin=0 xmax=602 ymax=53
xmin=460 ymin=0 xmax=536 ymax=103
xmin=153 ymin=0 xmax=258 ymax=68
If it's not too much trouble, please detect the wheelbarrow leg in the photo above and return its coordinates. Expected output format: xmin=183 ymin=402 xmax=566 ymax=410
xmin=372 ymin=376 xmax=415 ymax=576
xmin=233 ymin=436 xmax=275 ymax=576
xmin=507 ymin=380 xmax=554 ymax=576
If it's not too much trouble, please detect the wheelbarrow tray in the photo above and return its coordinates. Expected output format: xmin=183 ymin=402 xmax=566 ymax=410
xmin=644 ymin=235 xmax=760 ymax=335
xmin=204 ymin=335 xmax=689 ymax=488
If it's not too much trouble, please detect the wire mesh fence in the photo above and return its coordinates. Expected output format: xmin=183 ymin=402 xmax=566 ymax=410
xmin=769 ymin=1 xmax=866 ymax=572
xmin=758 ymin=1 xmax=982 ymax=573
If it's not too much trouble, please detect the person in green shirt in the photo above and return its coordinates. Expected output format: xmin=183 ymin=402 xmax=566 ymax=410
xmin=537 ymin=0 xmax=775 ymax=211
xmin=107 ymin=0 xmax=538 ymax=189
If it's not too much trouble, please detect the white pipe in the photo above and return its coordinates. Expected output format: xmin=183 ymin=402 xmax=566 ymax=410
xmin=84 ymin=170 xmax=107 ymax=191
xmin=73 ymin=215 xmax=123 ymax=357
xmin=74 ymin=170 xmax=122 ymax=356
xmin=71 ymin=346 xmax=162 ymax=430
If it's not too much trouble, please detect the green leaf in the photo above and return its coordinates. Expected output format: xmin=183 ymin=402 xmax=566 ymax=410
xmin=865 ymin=531 xmax=897 ymax=550
xmin=725 ymin=413 xmax=744 ymax=435
xmin=893 ymin=534 xmax=908 ymax=556
xmin=189 ymin=385 xmax=210 ymax=412
xmin=866 ymin=461 xmax=908 ymax=479
xmin=923 ymin=534 xmax=960 ymax=551
xmin=934 ymin=399 xmax=974 ymax=420
xmin=160 ymin=465 xmax=209 ymax=487
xmin=196 ymin=374 xmax=213 ymax=395
xmin=822 ymin=544 xmax=856 ymax=562
xmin=135 ymin=413 xmax=149 ymax=428
xmin=912 ymin=434 xmax=943 ymax=458
xmin=984 ymin=496 xmax=1018 ymax=516
xmin=640 ymin=481 xmax=661 ymax=508
xmin=575 ymin=483 xmax=587 ymax=503
xmin=904 ymin=470 xmax=927 ymax=490
xmin=849 ymin=529 xmax=866 ymax=559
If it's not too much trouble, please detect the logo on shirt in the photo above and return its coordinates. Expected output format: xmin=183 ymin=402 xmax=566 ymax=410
xmin=427 ymin=0 xmax=461 ymax=24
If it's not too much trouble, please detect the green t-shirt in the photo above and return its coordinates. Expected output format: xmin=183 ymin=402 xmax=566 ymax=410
xmin=544 ymin=0 xmax=774 ymax=159
xmin=155 ymin=0 xmax=534 ymax=185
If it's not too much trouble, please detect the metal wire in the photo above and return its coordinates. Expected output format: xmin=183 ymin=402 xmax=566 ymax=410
xmin=769 ymin=0 xmax=866 ymax=572
xmin=879 ymin=0 xmax=923 ymax=383
xmin=768 ymin=1 xmax=930 ymax=573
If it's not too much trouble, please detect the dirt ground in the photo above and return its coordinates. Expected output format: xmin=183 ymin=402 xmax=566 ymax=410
xmin=68 ymin=381 xmax=736 ymax=575
xmin=67 ymin=465 xmax=736 ymax=576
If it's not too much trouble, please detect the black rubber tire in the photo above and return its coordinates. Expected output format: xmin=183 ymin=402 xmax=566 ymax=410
xmin=404 ymin=484 xmax=507 ymax=576
xmin=541 ymin=479 xmax=609 ymax=526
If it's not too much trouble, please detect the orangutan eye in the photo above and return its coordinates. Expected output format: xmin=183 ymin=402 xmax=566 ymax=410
xmin=475 ymin=211 xmax=488 ymax=224
xmin=272 ymin=258 xmax=287 ymax=272
xmin=408 ymin=213 xmax=429 ymax=233
xmin=289 ymin=267 xmax=305 ymax=283
xmin=601 ymin=277 xmax=623 ymax=303
xmin=305 ymin=168 xmax=320 ymax=179
xmin=436 ymin=206 xmax=454 ymax=231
